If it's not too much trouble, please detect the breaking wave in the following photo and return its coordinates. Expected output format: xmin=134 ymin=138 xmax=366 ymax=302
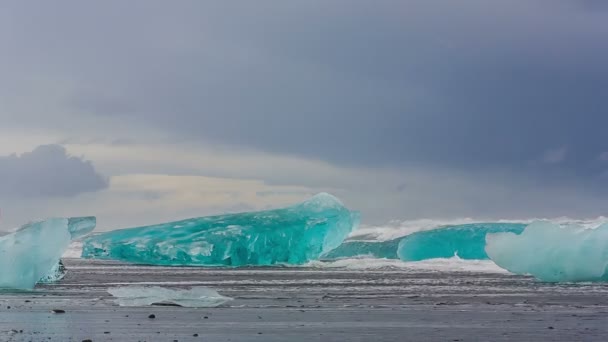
xmin=307 ymin=256 xmax=508 ymax=274
xmin=323 ymin=217 xmax=608 ymax=282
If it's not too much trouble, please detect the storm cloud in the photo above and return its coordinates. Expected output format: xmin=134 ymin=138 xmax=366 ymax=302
xmin=3 ymin=1 xmax=605 ymax=172
xmin=0 ymin=145 xmax=108 ymax=198
xmin=0 ymin=1 xmax=607 ymax=226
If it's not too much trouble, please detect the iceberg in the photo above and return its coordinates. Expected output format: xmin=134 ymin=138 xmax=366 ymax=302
xmin=397 ymin=223 xmax=526 ymax=261
xmin=322 ymin=238 xmax=401 ymax=260
xmin=82 ymin=193 xmax=359 ymax=266
xmin=486 ymin=221 xmax=608 ymax=282
xmin=0 ymin=216 xmax=96 ymax=289
xmin=108 ymin=286 xmax=232 ymax=307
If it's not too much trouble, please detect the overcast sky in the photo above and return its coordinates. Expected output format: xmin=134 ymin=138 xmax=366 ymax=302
xmin=1 ymin=0 xmax=607 ymax=230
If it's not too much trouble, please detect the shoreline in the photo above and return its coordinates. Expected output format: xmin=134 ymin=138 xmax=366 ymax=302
xmin=1 ymin=259 xmax=607 ymax=341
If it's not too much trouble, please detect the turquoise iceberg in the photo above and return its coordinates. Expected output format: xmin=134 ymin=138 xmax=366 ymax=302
xmin=397 ymin=223 xmax=526 ymax=261
xmin=322 ymin=238 xmax=401 ymax=260
xmin=486 ymin=221 xmax=608 ymax=282
xmin=82 ymin=193 xmax=359 ymax=266
xmin=0 ymin=216 xmax=96 ymax=289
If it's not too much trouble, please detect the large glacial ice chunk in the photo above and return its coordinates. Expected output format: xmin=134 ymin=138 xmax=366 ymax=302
xmin=486 ymin=221 xmax=608 ymax=282
xmin=397 ymin=223 xmax=526 ymax=261
xmin=0 ymin=217 xmax=96 ymax=289
xmin=82 ymin=193 xmax=359 ymax=266
xmin=108 ymin=286 xmax=232 ymax=307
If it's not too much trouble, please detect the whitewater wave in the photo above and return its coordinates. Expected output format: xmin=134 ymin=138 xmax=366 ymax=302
xmin=63 ymin=241 xmax=83 ymax=258
xmin=347 ymin=217 xmax=608 ymax=242
xmin=306 ymin=256 xmax=509 ymax=274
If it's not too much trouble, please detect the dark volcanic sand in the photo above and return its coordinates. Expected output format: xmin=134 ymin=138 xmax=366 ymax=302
xmin=1 ymin=259 xmax=608 ymax=341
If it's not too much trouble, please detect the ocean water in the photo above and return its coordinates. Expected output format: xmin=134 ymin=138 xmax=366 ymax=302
xmin=64 ymin=217 xmax=608 ymax=276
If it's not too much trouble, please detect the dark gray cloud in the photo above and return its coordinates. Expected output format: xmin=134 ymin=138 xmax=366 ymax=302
xmin=1 ymin=1 xmax=607 ymax=211
xmin=0 ymin=145 xmax=108 ymax=198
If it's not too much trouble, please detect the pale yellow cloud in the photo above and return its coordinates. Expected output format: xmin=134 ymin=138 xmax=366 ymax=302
xmin=3 ymin=173 xmax=318 ymax=231
xmin=109 ymin=173 xmax=314 ymax=212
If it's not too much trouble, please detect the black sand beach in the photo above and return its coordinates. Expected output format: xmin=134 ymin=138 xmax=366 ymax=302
xmin=1 ymin=259 xmax=608 ymax=341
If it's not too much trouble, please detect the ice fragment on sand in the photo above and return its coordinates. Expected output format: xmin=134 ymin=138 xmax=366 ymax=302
xmin=108 ymin=286 xmax=232 ymax=307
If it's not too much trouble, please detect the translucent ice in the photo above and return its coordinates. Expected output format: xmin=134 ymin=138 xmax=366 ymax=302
xmin=397 ymin=223 xmax=526 ymax=261
xmin=82 ymin=193 xmax=359 ymax=266
xmin=486 ymin=221 xmax=608 ymax=282
xmin=67 ymin=216 xmax=99 ymax=239
xmin=0 ymin=217 xmax=96 ymax=289
xmin=108 ymin=286 xmax=232 ymax=307
xmin=38 ymin=260 xmax=67 ymax=284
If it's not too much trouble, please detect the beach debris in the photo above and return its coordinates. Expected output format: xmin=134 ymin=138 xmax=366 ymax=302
xmin=148 ymin=314 xmax=156 ymax=319
xmin=108 ymin=286 xmax=232 ymax=308
xmin=51 ymin=309 xmax=66 ymax=314
xmin=82 ymin=193 xmax=358 ymax=266
xmin=0 ymin=217 xmax=96 ymax=289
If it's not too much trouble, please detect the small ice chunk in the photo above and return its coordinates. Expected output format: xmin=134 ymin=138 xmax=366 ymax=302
xmin=0 ymin=217 xmax=96 ymax=289
xmin=107 ymin=286 xmax=233 ymax=307
xmin=486 ymin=221 xmax=608 ymax=282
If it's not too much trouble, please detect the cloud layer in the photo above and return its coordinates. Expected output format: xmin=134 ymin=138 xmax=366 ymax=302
xmin=2 ymin=1 xmax=605 ymax=174
xmin=0 ymin=145 xmax=108 ymax=198
xmin=1 ymin=1 xmax=607 ymax=228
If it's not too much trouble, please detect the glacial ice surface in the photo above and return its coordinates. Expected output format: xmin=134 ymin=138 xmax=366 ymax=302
xmin=397 ymin=223 xmax=526 ymax=261
xmin=0 ymin=217 xmax=96 ymax=289
xmin=486 ymin=221 xmax=608 ymax=282
xmin=82 ymin=193 xmax=359 ymax=266
xmin=108 ymin=286 xmax=232 ymax=307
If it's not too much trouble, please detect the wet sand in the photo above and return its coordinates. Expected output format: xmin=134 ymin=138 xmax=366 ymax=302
xmin=1 ymin=259 xmax=608 ymax=341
